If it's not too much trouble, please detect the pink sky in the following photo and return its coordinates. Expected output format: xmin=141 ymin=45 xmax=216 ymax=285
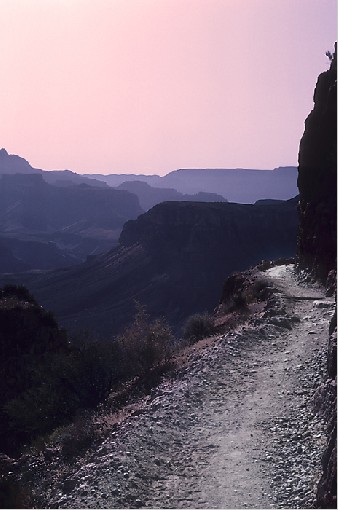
xmin=0 ymin=0 xmax=336 ymax=175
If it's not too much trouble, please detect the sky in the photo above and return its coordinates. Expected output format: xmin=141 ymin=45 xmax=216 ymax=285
xmin=0 ymin=0 xmax=336 ymax=175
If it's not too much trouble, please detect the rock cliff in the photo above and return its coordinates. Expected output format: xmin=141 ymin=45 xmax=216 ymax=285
xmin=297 ymin=49 xmax=337 ymax=283
xmin=297 ymin=46 xmax=337 ymax=508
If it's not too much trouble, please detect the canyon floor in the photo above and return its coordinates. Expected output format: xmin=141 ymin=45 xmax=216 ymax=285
xmin=28 ymin=264 xmax=334 ymax=509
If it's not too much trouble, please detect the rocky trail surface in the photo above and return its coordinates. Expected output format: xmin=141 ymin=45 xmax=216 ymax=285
xmin=29 ymin=265 xmax=334 ymax=508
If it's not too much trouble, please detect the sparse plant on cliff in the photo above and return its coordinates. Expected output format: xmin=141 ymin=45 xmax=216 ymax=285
xmin=183 ymin=312 xmax=215 ymax=344
xmin=326 ymin=50 xmax=334 ymax=61
xmin=116 ymin=303 xmax=174 ymax=377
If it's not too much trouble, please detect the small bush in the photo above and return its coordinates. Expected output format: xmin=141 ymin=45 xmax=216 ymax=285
xmin=116 ymin=304 xmax=174 ymax=378
xmin=232 ymin=292 xmax=247 ymax=310
xmin=1 ymin=284 xmax=38 ymax=305
xmin=183 ymin=313 xmax=215 ymax=343
xmin=58 ymin=412 xmax=96 ymax=461
xmin=69 ymin=339 xmax=119 ymax=408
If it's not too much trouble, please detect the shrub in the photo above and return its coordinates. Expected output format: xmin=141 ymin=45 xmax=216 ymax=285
xmin=116 ymin=304 xmax=174 ymax=378
xmin=69 ymin=339 xmax=119 ymax=408
xmin=183 ymin=313 xmax=215 ymax=344
xmin=58 ymin=411 xmax=96 ymax=461
xmin=231 ymin=292 xmax=247 ymax=310
xmin=1 ymin=284 xmax=38 ymax=305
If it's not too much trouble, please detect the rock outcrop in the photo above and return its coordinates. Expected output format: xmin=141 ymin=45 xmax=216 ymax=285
xmin=297 ymin=46 xmax=337 ymax=508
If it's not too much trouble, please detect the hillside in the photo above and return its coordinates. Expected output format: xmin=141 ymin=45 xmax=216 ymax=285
xmin=7 ymin=264 xmax=335 ymax=509
xmin=0 ymin=173 xmax=143 ymax=270
xmin=1 ymin=198 xmax=298 ymax=336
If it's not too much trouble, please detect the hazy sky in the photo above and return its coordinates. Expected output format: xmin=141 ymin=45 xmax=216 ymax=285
xmin=0 ymin=0 xmax=336 ymax=175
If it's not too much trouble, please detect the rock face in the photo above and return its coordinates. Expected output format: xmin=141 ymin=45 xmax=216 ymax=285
xmin=1 ymin=198 xmax=298 ymax=337
xmin=297 ymin=51 xmax=337 ymax=282
xmin=297 ymin=48 xmax=337 ymax=508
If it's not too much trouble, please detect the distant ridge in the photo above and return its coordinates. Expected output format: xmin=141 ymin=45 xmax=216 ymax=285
xmin=0 ymin=148 xmax=41 ymax=174
xmin=0 ymin=149 xmax=298 ymax=204
xmin=0 ymin=148 xmax=107 ymax=188
xmin=88 ymin=166 xmax=298 ymax=203
xmin=0 ymin=148 xmax=298 ymax=202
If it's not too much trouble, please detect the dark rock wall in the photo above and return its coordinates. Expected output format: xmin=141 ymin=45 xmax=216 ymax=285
xmin=297 ymin=49 xmax=337 ymax=282
xmin=297 ymin=47 xmax=337 ymax=508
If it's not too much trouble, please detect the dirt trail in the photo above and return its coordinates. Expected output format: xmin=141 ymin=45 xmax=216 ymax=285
xmin=34 ymin=264 xmax=334 ymax=508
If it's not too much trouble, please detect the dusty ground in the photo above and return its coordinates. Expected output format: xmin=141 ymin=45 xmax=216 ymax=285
xmin=26 ymin=264 xmax=334 ymax=508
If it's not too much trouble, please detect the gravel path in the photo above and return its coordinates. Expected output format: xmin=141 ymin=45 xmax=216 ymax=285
xmin=33 ymin=264 xmax=334 ymax=508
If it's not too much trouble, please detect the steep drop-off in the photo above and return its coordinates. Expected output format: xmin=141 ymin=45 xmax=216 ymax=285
xmin=2 ymin=199 xmax=298 ymax=337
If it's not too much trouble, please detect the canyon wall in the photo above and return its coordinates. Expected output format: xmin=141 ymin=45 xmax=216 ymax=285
xmin=297 ymin=47 xmax=337 ymax=508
